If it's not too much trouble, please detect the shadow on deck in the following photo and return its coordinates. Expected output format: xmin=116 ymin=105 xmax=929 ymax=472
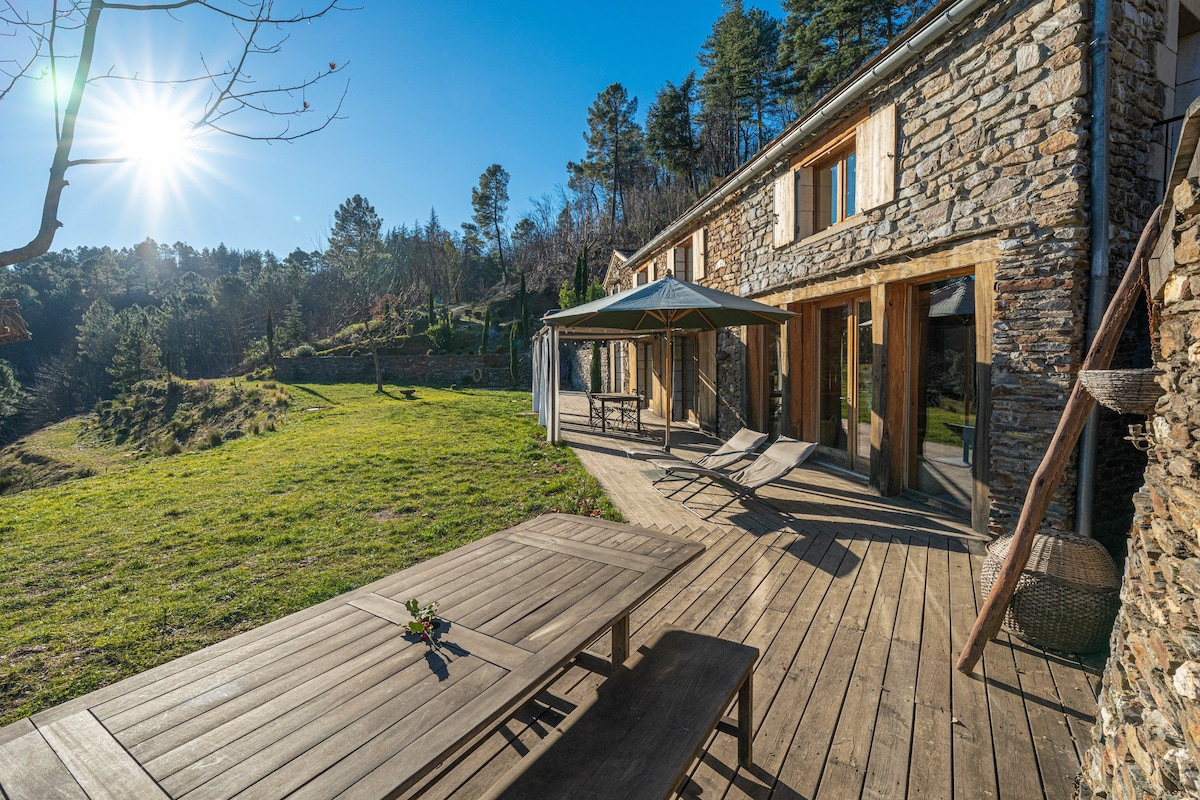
xmin=424 ymin=392 xmax=1104 ymax=800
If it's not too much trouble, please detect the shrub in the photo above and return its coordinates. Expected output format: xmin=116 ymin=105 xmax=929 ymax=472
xmin=292 ymin=344 xmax=317 ymax=358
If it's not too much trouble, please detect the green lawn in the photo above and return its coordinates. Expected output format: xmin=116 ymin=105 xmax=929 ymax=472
xmin=0 ymin=384 xmax=617 ymax=725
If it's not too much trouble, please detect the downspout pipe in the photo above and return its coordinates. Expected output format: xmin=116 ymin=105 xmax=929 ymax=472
xmin=616 ymin=0 xmax=993 ymax=273
xmin=1077 ymin=0 xmax=1111 ymax=538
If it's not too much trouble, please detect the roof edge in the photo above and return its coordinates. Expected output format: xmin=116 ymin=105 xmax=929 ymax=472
xmin=618 ymin=0 xmax=996 ymax=278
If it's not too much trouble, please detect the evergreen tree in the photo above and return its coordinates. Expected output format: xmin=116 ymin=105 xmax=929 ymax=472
xmin=266 ymin=308 xmax=276 ymax=369
xmin=509 ymin=323 xmax=519 ymax=384
xmin=577 ymin=83 xmax=646 ymax=230
xmin=698 ymin=1 xmax=783 ymax=174
xmin=428 ymin=287 xmax=436 ymax=328
xmin=480 ymin=305 xmax=491 ymax=354
xmin=325 ymin=194 xmax=388 ymax=327
xmin=471 ymin=164 xmax=511 ymax=280
xmin=590 ymin=342 xmax=602 ymax=393
xmin=645 ymin=73 xmax=702 ymax=194
xmin=777 ymin=0 xmax=934 ymax=115
xmin=517 ymin=272 xmax=530 ymax=342
xmin=108 ymin=307 xmax=161 ymax=393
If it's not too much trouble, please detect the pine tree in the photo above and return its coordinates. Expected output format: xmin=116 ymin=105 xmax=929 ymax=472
xmin=471 ymin=164 xmax=511 ymax=280
xmin=578 ymin=83 xmax=646 ymax=230
xmin=645 ymin=73 xmax=701 ymax=194
xmin=590 ymin=341 xmax=602 ymax=393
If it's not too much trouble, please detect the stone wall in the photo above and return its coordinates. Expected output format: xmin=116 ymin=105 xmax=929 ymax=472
xmin=275 ymin=354 xmax=521 ymax=387
xmin=558 ymin=342 xmax=610 ymax=393
xmin=611 ymin=0 xmax=1101 ymax=533
xmin=1080 ymin=176 xmax=1200 ymax=796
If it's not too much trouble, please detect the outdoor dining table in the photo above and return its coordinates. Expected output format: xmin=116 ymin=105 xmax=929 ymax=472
xmin=0 ymin=514 xmax=704 ymax=800
xmin=593 ymin=392 xmax=642 ymax=433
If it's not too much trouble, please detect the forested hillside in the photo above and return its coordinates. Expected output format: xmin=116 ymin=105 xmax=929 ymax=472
xmin=0 ymin=0 xmax=933 ymax=442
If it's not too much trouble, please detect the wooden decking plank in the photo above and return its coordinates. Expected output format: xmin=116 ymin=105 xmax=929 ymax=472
xmin=1044 ymin=654 xmax=1099 ymax=764
xmin=972 ymin=572 xmax=1044 ymax=800
xmin=860 ymin=535 xmax=928 ymax=800
xmin=725 ymin=532 xmax=872 ymax=800
xmin=0 ymin=720 xmax=88 ymax=800
xmin=1010 ymin=639 xmax=1083 ymax=799
xmin=120 ymin=615 xmax=395 ymax=749
xmin=813 ymin=535 xmax=909 ymax=800
xmin=948 ymin=540 xmax=998 ymax=800
xmin=772 ymin=535 xmax=893 ymax=799
xmin=133 ymin=625 xmax=419 ymax=766
xmin=38 ymin=711 xmax=168 ymax=800
xmin=908 ymin=536 xmax=952 ymax=800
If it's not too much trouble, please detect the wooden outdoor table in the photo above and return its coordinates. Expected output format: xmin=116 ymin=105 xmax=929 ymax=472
xmin=593 ymin=392 xmax=642 ymax=433
xmin=0 ymin=514 xmax=703 ymax=800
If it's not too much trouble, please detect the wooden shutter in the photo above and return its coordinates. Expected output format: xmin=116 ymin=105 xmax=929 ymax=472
xmin=773 ymin=171 xmax=796 ymax=248
xmin=692 ymin=228 xmax=707 ymax=280
xmin=796 ymin=167 xmax=814 ymax=239
xmin=648 ymin=259 xmax=656 ymax=281
xmin=856 ymin=103 xmax=897 ymax=212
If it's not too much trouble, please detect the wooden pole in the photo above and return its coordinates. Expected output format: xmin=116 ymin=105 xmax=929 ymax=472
xmin=955 ymin=209 xmax=1162 ymax=675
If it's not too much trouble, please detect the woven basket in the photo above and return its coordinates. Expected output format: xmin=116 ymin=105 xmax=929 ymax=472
xmin=981 ymin=532 xmax=1120 ymax=654
xmin=1077 ymin=368 xmax=1163 ymax=415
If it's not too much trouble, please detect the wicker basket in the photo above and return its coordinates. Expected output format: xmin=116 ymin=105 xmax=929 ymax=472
xmin=1077 ymin=368 xmax=1163 ymax=415
xmin=981 ymin=531 xmax=1120 ymax=654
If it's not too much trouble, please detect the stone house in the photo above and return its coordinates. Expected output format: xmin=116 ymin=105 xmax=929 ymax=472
xmin=604 ymin=0 xmax=1199 ymax=542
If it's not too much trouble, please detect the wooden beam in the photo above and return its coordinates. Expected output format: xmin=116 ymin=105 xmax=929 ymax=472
xmin=955 ymin=209 xmax=1162 ymax=675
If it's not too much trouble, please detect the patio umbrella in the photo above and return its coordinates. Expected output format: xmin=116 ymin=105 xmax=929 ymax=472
xmin=543 ymin=275 xmax=795 ymax=450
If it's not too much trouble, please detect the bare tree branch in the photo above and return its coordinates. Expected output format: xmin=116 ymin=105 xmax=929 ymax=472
xmin=0 ymin=0 xmax=352 ymax=267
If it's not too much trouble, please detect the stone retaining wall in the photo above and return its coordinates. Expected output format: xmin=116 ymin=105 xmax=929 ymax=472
xmin=1080 ymin=167 xmax=1200 ymax=797
xmin=275 ymin=354 xmax=521 ymax=387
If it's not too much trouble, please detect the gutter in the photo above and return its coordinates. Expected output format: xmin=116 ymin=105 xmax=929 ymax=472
xmin=1076 ymin=0 xmax=1110 ymax=538
xmin=617 ymin=0 xmax=996 ymax=278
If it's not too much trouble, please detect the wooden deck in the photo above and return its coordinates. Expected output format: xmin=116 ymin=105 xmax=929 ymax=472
xmin=420 ymin=393 xmax=1104 ymax=800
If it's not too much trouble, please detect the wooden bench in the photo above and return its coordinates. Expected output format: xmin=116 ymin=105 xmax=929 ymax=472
xmin=481 ymin=627 xmax=758 ymax=800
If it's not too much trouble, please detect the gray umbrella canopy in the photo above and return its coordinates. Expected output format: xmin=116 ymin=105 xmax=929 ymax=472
xmin=543 ymin=275 xmax=795 ymax=331
xmin=543 ymin=275 xmax=795 ymax=450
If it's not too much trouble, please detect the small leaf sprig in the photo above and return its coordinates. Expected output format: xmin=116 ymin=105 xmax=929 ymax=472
xmin=405 ymin=599 xmax=441 ymax=647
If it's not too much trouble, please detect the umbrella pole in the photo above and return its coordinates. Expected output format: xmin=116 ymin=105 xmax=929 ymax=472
xmin=664 ymin=326 xmax=673 ymax=452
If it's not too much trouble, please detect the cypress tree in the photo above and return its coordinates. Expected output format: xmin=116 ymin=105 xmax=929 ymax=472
xmin=480 ymin=306 xmax=491 ymax=354
xmin=590 ymin=341 xmax=602 ymax=392
xmin=266 ymin=308 xmax=276 ymax=369
xmin=428 ymin=288 xmax=435 ymax=327
xmin=518 ymin=272 xmax=530 ymax=342
xmin=509 ymin=324 xmax=519 ymax=384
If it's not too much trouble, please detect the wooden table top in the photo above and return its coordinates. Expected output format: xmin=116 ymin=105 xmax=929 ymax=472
xmin=0 ymin=515 xmax=704 ymax=800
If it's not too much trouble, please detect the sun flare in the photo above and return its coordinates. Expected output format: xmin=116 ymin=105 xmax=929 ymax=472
xmin=110 ymin=98 xmax=197 ymax=177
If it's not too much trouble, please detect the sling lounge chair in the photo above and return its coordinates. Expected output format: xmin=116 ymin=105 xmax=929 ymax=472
xmin=624 ymin=427 xmax=768 ymax=471
xmin=656 ymin=436 xmax=818 ymax=519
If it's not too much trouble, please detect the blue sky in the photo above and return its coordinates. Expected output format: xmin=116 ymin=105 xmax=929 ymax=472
xmin=1 ymin=2 xmax=781 ymax=259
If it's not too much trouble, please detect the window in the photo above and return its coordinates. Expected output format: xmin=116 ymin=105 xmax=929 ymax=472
xmin=636 ymin=268 xmax=648 ymax=286
xmin=673 ymin=242 xmax=693 ymax=281
xmin=774 ymin=103 xmax=895 ymax=248
xmin=813 ymin=145 xmax=857 ymax=234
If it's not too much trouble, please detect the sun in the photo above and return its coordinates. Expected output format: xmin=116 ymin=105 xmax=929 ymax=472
xmin=111 ymin=97 xmax=197 ymax=177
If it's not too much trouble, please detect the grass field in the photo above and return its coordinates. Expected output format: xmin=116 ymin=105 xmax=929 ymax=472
xmin=0 ymin=384 xmax=617 ymax=725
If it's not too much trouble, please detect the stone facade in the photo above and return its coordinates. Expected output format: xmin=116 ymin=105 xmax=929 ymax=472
xmin=606 ymin=0 xmax=1168 ymax=538
xmin=1081 ymin=137 xmax=1200 ymax=798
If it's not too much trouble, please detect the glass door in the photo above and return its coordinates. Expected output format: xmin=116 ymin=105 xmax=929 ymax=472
xmin=816 ymin=296 xmax=872 ymax=474
xmin=909 ymin=276 xmax=976 ymax=511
